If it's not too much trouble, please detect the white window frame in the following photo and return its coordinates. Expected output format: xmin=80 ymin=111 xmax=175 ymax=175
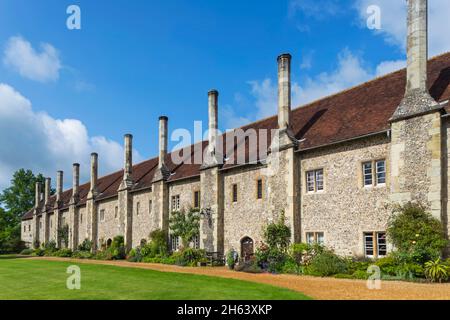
xmin=375 ymin=160 xmax=386 ymax=185
xmin=364 ymin=231 xmax=387 ymax=258
xmin=306 ymin=232 xmax=324 ymax=245
xmin=171 ymin=195 xmax=180 ymax=211
xmin=306 ymin=169 xmax=324 ymax=193
xmin=363 ymin=162 xmax=373 ymax=187
xmin=170 ymin=234 xmax=180 ymax=252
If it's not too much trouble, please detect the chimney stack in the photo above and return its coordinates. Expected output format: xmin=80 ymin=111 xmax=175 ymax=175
xmin=89 ymin=153 xmax=98 ymax=197
xmin=44 ymin=177 xmax=51 ymax=206
xmin=56 ymin=171 xmax=63 ymax=202
xmin=391 ymin=0 xmax=436 ymax=120
xmin=277 ymin=53 xmax=291 ymax=130
xmin=208 ymin=90 xmax=219 ymax=154
xmin=35 ymin=182 xmax=41 ymax=209
xmin=124 ymin=134 xmax=133 ymax=182
xmin=72 ymin=163 xmax=80 ymax=200
xmin=406 ymin=0 xmax=428 ymax=92
xmin=158 ymin=116 xmax=168 ymax=169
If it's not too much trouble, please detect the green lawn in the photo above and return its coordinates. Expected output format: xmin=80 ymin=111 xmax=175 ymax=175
xmin=0 ymin=256 xmax=310 ymax=300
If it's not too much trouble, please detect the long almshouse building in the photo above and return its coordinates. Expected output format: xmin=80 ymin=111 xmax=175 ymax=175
xmin=22 ymin=0 xmax=450 ymax=259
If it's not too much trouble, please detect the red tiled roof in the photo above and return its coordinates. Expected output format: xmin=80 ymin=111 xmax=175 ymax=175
xmin=22 ymin=52 xmax=450 ymax=220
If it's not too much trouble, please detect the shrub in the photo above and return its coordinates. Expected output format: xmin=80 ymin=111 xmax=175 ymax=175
xmin=173 ymin=248 xmax=207 ymax=266
xmin=43 ymin=241 xmax=57 ymax=256
xmin=32 ymin=248 xmax=45 ymax=256
xmin=352 ymin=269 xmax=369 ymax=280
xmin=281 ymin=258 xmax=302 ymax=275
xmin=20 ymin=248 xmax=34 ymax=255
xmin=77 ymin=239 xmax=92 ymax=252
xmin=306 ymin=250 xmax=348 ymax=277
xmin=149 ymin=229 xmax=168 ymax=256
xmin=263 ymin=211 xmax=291 ymax=252
xmin=387 ymin=203 xmax=449 ymax=264
xmin=234 ymin=258 xmax=262 ymax=274
xmin=375 ymin=256 xmax=398 ymax=276
xmin=72 ymin=250 xmax=93 ymax=259
xmin=424 ymin=259 xmax=449 ymax=283
xmin=226 ymin=249 xmax=238 ymax=270
xmin=289 ymin=243 xmax=324 ymax=267
xmin=54 ymin=249 xmax=73 ymax=257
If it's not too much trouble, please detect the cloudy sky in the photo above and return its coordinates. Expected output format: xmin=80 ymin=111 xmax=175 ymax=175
xmin=0 ymin=0 xmax=449 ymax=191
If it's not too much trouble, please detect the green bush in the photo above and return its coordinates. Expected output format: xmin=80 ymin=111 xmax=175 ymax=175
xmin=234 ymin=259 xmax=262 ymax=273
xmin=424 ymin=259 xmax=449 ymax=283
xmin=263 ymin=211 xmax=291 ymax=251
xmin=53 ymin=249 xmax=73 ymax=257
xmin=43 ymin=241 xmax=57 ymax=256
xmin=281 ymin=258 xmax=302 ymax=275
xmin=334 ymin=273 xmax=355 ymax=279
xmin=173 ymin=248 xmax=207 ymax=266
xmin=20 ymin=248 xmax=34 ymax=255
xmin=352 ymin=269 xmax=369 ymax=280
xmin=32 ymin=248 xmax=45 ymax=256
xmin=387 ymin=203 xmax=449 ymax=264
xmin=77 ymin=239 xmax=92 ymax=252
xmin=375 ymin=256 xmax=398 ymax=276
xmin=71 ymin=250 xmax=93 ymax=259
xmin=306 ymin=250 xmax=348 ymax=277
xmin=226 ymin=249 xmax=238 ymax=270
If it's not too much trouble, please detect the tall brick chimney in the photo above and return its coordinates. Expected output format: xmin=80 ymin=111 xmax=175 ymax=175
xmin=203 ymin=90 xmax=220 ymax=167
xmin=391 ymin=0 xmax=437 ymax=120
xmin=44 ymin=177 xmax=51 ymax=206
xmin=123 ymin=134 xmax=133 ymax=186
xmin=158 ymin=116 xmax=168 ymax=169
xmin=71 ymin=163 xmax=80 ymax=202
xmin=35 ymin=181 xmax=41 ymax=209
xmin=56 ymin=171 xmax=63 ymax=202
xmin=88 ymin=153 xmax=98 ymax=198
xmin=277 ymin=53 xmax=291 ymax=130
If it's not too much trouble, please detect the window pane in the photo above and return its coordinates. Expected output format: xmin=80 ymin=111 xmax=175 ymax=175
xmin=376 ymin=160 xmax=386 ymax=185
xmin=233 ymin=184 xmax=238 ymax=202
xmin=364 ymin=232 xmax=374 ymax=256
xmin=306 ymin=233 xmax=314 ymax=244
xmin=363 ymin=162 xmax=373 ymax=186
xmin=257 ymin=179 xmax=263 ymax=199
xmin=306 ymin=171 xmax=315 ymax=192
xmin=317 ymin=232 xmax=324 ymax=245
xmin=377 ymin=232 xmax=387 ymax=256
xmin=315 ymin=170 xmax=324 ymax=191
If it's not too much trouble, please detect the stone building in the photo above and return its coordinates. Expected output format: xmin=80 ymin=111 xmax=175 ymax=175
xmin=22 ymin=0 xmax=450 ymax=258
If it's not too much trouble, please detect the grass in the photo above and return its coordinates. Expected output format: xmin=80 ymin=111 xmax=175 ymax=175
xmin=0 ymin=256 xmax=311 ymax=300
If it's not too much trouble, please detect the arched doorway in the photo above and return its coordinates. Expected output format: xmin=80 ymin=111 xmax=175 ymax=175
xmin=106 ymin=238 xmax=112 ymax=248
xmin=240 ymin=236 xmax=254 ymax=261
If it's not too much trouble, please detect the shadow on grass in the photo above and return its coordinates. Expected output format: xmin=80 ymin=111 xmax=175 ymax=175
xmin=0 ymin=254 xmax=33 ymax=260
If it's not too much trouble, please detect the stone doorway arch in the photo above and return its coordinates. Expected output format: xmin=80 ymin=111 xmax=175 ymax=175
xmin=240 ymin=236 xmax=254 ymax=261
xmin=106 ymin=238 xmax=112 ymax=248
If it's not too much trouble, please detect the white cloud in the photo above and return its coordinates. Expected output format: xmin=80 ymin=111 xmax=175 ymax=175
xmin=3 ymin=36 xmax=61 ymax=82
xmin=355 ymin=0 xmax=450 ymax=56
xmin=375 ymin=59 xmax=405 ymax=76
xmin=224 ymin=49 xmax=408 ymax=127
xmin=0 ymin=83 xmax=143 ymax=191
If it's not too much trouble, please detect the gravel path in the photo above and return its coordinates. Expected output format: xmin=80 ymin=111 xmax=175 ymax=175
xmin=31 ymin=257 xmax=450 ymax=300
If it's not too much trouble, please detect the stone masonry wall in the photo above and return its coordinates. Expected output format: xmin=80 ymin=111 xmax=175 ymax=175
xmin=223 ymin=166 xmax=270 ymax=255
xmin=96 ymin=197 xmax=121 ymax=248
xmin=301 ymin=134 xmax=391 ymax=257
xmin=131 ymin=189 xmax=155 ymax=248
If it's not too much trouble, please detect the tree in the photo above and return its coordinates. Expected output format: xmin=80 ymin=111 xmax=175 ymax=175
xmin=169 ymin=208 xmax=200 ymax=249
xmin=0 ymin=169 xmax=50 ymax=253
xmin=387 ymin=202 xmax=449 ymax=264
xmin=0 ymin=169 xmax=49 ymax=225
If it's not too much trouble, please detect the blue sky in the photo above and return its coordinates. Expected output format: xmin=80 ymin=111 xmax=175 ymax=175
xmin=0 ymin=0 xmax=449 ymax=190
